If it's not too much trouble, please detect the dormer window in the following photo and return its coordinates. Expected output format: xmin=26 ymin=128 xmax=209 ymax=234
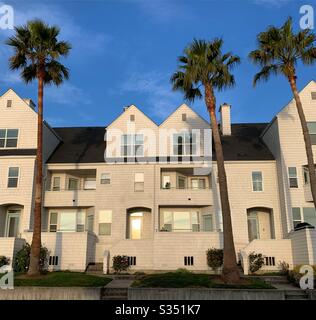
xmin=0 ymin=129 xmax=18 ymax=148
xmin=6 ymin=100 xmax=12 ymax=108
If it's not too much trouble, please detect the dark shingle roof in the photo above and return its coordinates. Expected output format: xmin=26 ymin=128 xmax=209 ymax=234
xmin=47 ymin=127 xmax=105 ymax=163
xmin=47 ymin=123 xmax=274 ymax=164
xmin=218 ymin=123 xmax=274 ymax=161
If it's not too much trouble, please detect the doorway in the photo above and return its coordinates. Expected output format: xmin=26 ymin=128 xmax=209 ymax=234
xmin=5 ymin=209 xmax=21 ymax=237
xmin=130 ymin=213 xmax=143 ymax=240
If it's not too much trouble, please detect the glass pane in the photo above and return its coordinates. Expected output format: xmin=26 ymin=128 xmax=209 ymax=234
xmin=77 ymin=211 xmax=85 ymax=225
xmin=99 ymin=223 xmax=111 ymax=235
xmin=68 ymin=178 xmax=78 ymax=190
xmin=9 ymin=167 xmax=19 ymax=177
xmin=252 ymin=172 xmax=262 ymax=181
xmin=99 ymin=210 xmax=112 ymax=223
xmin=131 ymin=217 xmax=142 ymax=239
xmin=191 ymin=211 xmax=199 ymax=224
xmin=84 ymin=179 xmax=96 ymax=189
xmin=135 ymin=134 xmax=143 ymax=144
xmin=59 ymin=212 xmax=76 ymax=231
xmin=7 ymin=129 xmax=18 ymax=138
xmin=53 ymin=177 xmax=60 ymax=191
xmin=199 ymin=179 xmax=206 ymax=189
xmin=135 ymin=145 xmax=143 ymax=156
xmin=292 ymin=208 xmax=301 ymax=221
xmin=288 ymin=167 xmax=297 ymax=177
xmin=178 ymin=177 xmax=185 ymax=189
xmin=0 ymin=130 xmax=5 ymax=138
xmin=173 ymin=212 xmax=190 ymax=231
xmin=49 ymin=225 xmax=57 ymax=232
xmin=163 ymin=211 xmax=172 ymax=224
xmin=5 ymin=139 xmax=17 ymax=148
xmin=0 ymin=139 xmax=4 ymax=148
xmin=307 ymin=122 xmax=316 ymax=134
xmin=191 ymin=179 xmax=199 ymax=189
xmin=87 ymin=215 xmax=94 ymax=232
xmin=203 ymin=215 xmax=213 ymax=231
xmin=50 ymin=212 xmax=58 ymax=224
xmin=8 ymin=217 xmax=19 ymax=237
xmin=162 ymin=176 xmax=170 ymax=188
xmin=303 ymin=208 xmax=316 ymax=227
xmin=310 ymin=134 xmax=316 ymax=145
xmin=248 ymin=218 xmax=259 ymax=241
xmin=8 ymin=178 xmax=18 ymax=188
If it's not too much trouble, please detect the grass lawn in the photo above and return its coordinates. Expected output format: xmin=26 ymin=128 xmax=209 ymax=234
xmin=12 ymin=271 xmax=112 ymax=287
xmin=132 ymin=271 xmax=275 ymax=289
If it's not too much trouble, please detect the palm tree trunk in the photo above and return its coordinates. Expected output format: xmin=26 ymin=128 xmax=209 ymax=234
xmin=204 ymin=83 xmax=240 ymax=283
xmin=28 ymin=69 xmax=44 ymax=276
xmin=288 ymin=76 xmax=316 ymax=209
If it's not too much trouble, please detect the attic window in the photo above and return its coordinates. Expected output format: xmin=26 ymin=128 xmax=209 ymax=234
xmin=6 ymin=100 xmax=12 ymax=108
xmin=130 ymin=114 xmax=135 ymax=122
xmin=311 ymin=92 xmax=316 ymax=100
xmin=182 ymin=113 xmax=187 ymax=121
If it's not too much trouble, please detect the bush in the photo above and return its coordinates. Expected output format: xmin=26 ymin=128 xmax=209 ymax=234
xmin=206 ymin=248 xmax=223 ymax=271
xmin=14 ymin=243 xmax=48 ymax=273
xmin=175 ymin=268 xmax=192 ymax=274
xmin=112 ymin=255 xmax=129 ymax=274
xmin=0 ymin=256 xmax=10 ymax=268
xmin=249 ymin=252 xmax=264 ymax=274
xmin=278 ymin=261 xmax=290 ymax=275
xmin=287 ymin=270 xmax=302 ymax=287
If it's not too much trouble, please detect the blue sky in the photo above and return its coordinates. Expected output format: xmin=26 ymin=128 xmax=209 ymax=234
xmin=0 ymin=0 xmax=314 ymax=127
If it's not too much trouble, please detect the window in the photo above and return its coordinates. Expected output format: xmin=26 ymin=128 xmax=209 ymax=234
xmin=174 ymin=212 xmax=190 ymax=232
xmin=134 ymin=173 xmax=144 ymax=192
xmin=49 ymin=212 xmax=58 ymax=232
xmin=121 ymin=134 xmax=144 ymax=156
xmin=59 ymin=211 xmax=77 ymax=231
xmin=160 ymin=210 xmax=201 ymax=232
xmin=161 ymin=211 xmax=172 ymax=232
xmin=99 ymin=210 xmax=112 ymax=235
xmin=68 ymin=178 xmax=79 ymax=190
xmin=288 ymin=167 xmax=298 ymax=188
xmin=173 ymin=132 xmax=197 ymax=155
xmin=52 ymin=177 xmax=60 ymax=191
xmin=130 ymin=114 xmax=135 ymax=122
xmin=76 ymin=210 xmax=85 ymax=232
xmin=6 ymin=100 xmax=12 ymax=108
xmin=184 ymin=256 xmax=194 ymax=266
xmin=177 ymin=176 xmax=186 ymax=189
xmin=191 ymin=211 xmax=200 ymax=232
xmin=202 ymin=214 xmax=213 ymax=231
xmin=303 ymin=167 xmax=309 ymax=185
xmin=86 ymin=214 xmax=94 ymax=232
xmin=303 ymin=207 xmax=316 ymax=227
xmin=182 ymin=113 xmax=187 ymax=121
xmin=7 ymin=167 xmax=19 ymax=188
xmin=311 ymin=92 xmax=316 ymax=100
xmin=84 ymin=178 xmax=96 ymax=190
xmin=100 ymin=173 xmax=110 ymax=184
xmin=191 ymin=178 xmax=206 ymax=189
xmin=252 ymin=171 xmax=263 ymax=191
xmin=307 ymin=122 xmax=316 ymax=145
xmin=0 ymin=129 xmax=18 ymax=148
xmin=162 ymin=175 xmax=171 ymax=189
xmin=292 ymin=208 xmax=302 ymax=228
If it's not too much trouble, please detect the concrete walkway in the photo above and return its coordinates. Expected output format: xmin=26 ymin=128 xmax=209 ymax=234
xmin=105 ymin=279 xmax=134 ymax=288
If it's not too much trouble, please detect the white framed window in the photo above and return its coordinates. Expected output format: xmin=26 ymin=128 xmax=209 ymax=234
xmin=160 ymin=210 xmax=201 ymax=232
xmin=68 ymin=178 xmax=79 ymax=190
xmin=191 ymin=178 xmax=206 ymax=189
xmin=202 ymin=214 xmax=213 ymax=231
xmin=100 ymin=173 xmax=111 ymax=184
xmin=84 ymin=177 xmax=96 ymax=190
xmin=0 ymin=129 xmax=18 ymax=148
xmin=252 ymin=171 xmax=263 ymax=192
xmin=162 ymin=175 xmax=171 ymax=189
xmin=288 ymin=167 xmax=298 ymax=188
xmin=121 ymin=134 xmax=144 ymax=156
xmin=8 ymin=167 xmax=19 ymax=188
xmin=59 ymin=211 xmax=77 ymax=232
xmin=307 ymin=122 xmax=316 ymax=145
xmin=49 ymin=212 xmax=58 ymax=232
xmin=173 ymin=132 xmax=197 ymax=156
xmin=99 ymin=210 xmax=112 ymax=235
xmin=76 ymin=210 xmax=85 ymax=232
xmin=134 ymin=172 xmax=144 ymax=192
xmin=292 ymin=208 xmax=301 ymax=228
xmin=177 ymin=176 xmax=186 ymax=189
xmin=303 ymin=167 xmax=309 ymax=185
xmin=52 ymin=177 xmax=61 ymax=191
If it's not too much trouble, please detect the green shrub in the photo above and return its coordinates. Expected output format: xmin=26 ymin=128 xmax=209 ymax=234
xmin=249 ymin=252 xmax=264 ymax=274
xmin=112 ymin=255 xmax=129 ymax=274
xmin=14 ymin=243 xmax=48 ymax=273
xmin=206 ymin=248 xmax=223 ymax=271
xmin=278 ymin=261 xmax=290 ymax=275
xmin=0 ymin=256 xmax=10 ymax=268
xmin=175 ymin=268 xmax=192 ymax=274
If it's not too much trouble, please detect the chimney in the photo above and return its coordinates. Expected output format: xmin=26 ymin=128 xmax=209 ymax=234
xmin=123 ymin=105 xmax=130 ymax=112
xmin=23 ymin=98 xmax=36 ymax=110
xmin=219 ymin=103 xmax=231 ymax=136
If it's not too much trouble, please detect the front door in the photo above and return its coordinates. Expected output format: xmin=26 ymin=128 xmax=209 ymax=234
xmin=247 ymin=214 xmax=259 ymax=242
xmin=5 ymin=210 xmax=20 ymax=237
xmin=130 ymin=214 xmax=143 ymax=240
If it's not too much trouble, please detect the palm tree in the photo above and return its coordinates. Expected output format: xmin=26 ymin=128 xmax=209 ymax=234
xmin=171 ymin=39 xmax=241 ymax=283
xmin=249 ymin=17 xmax=316 ymax=209
xmin=6 ymin=20 xmax=71 ymax=276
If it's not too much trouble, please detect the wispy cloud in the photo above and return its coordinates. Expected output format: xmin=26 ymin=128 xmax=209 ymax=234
xmin=253 ymin=0 xmax=293 ymax=7
xmin=118 ymin=70 xmax=182 ymax=119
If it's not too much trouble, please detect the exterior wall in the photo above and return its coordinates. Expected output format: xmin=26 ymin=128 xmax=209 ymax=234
xmin=0 ymin=238 xmax=26 ymax=268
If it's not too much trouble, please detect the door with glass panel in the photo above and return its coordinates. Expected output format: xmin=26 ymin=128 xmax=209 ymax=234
xmin=5 ymin=209 xmax=21 ymax=237
xmin=130 ymin=213 xmax=143 ymax=239
xmin=247 ymin=213 xmax=259 ymax=242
